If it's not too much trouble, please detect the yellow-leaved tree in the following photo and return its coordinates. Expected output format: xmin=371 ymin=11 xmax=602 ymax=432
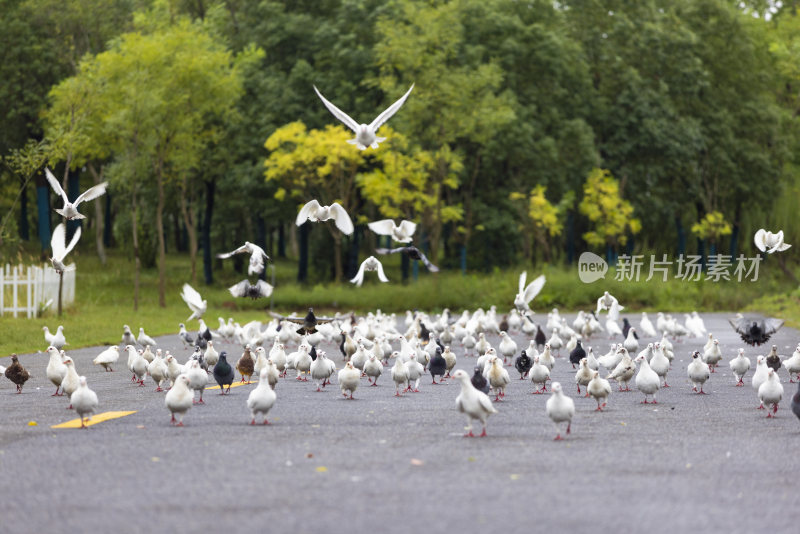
xmin=510 ymin=185 xmax=574 ymax=263
xmin=579 ymin=168 xmax=641 ymax=253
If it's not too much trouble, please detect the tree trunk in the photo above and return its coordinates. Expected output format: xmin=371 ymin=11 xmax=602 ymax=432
xmin=156 ymin=168 xmax=166 ymax=308
xmin=179 ymin=176 xmax=198 ymax=284
xmin=203 ymin=179 xmax=215 ymax=285
xmin=333 ymin=232 xmax=343 ymax=282
xmin=298 ymin=222 xmax=309 ymax=283
xmin=87 ymin=163 xmax=107 ymax=265
xmin=132 ymin=188 xmax=140 ymax=311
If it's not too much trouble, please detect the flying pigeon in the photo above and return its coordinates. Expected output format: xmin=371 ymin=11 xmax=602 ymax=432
xmin=270 ymin=308 xmax=334 ymax=336
xmin=313 ymin=84 xmax=414 ymax=150
xmin=216 ymin=241 xmax=270 ymax=275
xmin=514 ymin=271 xmax=546 ymax=313
xmin=45 ymin=167 xmax=108 ymax=220
xmin=228 ymin=279 xmax=273 ymax=299
xmin=754 ymin=229 xmax=791 ymax=254
xmin=295 ymin=199 xmax=354 ymax=235
xmin=729 ymin=315 xmax=784 ymax=346
xmin=49 ymin=222 xmax=81 ymax=274
xmin=367 ymin=219 xmax=417 ymax=243
xmin=180 ymin=283 xmax=207 ymax=322
xmin=375 ymin=246 xmax=438 ymax=272
xmin=350 ymin=256 xmax=389 ymax=287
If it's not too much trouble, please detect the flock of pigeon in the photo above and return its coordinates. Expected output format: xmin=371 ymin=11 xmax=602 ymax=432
xmin=4 ymin=276 xmax=800 ymax=439
xmin=8 ymin=83 xmax=797 ymax=438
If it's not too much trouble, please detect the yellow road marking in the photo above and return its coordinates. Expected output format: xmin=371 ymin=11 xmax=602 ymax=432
xmin=51 ymin=411 xmax=137 ymax=429
xmin=207 ymin=381 xmax=257 ymax=390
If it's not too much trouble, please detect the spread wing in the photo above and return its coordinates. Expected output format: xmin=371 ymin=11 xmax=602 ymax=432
xmin=753 ymin=229 xmax=767 ymax=253
xmin=375 ymin=247 xmax=405 ymax=255
xmin=62 ymin=225 xmax=82 ymax=258
xmin=296 ymin=199 xmax=321 ymax=226
xmin=523 ymin=274 xmax=546 ymax=304
xmin=216 ymin=244 xmax=249 ymax=259
xmin=313 ymin=86 xmax=360 ymax=133
xmin=367 ymin=219 xmax=396 ymax=237
xmin=350 ymin=260 xmax=367 ymax=287
xmin=73 ymin=181 xmax=108 ymax=206
xmin=762 ymin=318 xmax=784 ymax=335
xmin=608 ymin=301 xmax=621 ymax=323
xmin=373 ymin=257 xmax=389 ymax=282
xmin=51 ymin=223 xmax=67 ymax=259
xmin=417 ymin=250 xmax=439 ymax=272
xmin=181 ymin=283 xmax=205 ymax=311
xmin=45 ymin=168 xmax=68 ymax=202
xmin=728 ymin=317 xmax=749 ymax=335
xmin=369 ymin=84 xmax=414 ymax=132
xmin=254 ymin=280 xmax=273 ymax=298
xmin=518 ymin=271 xmax=527 ymax=295
xmin=397 ymin=220 xmax=417 ymax=238
xmin=228 ymin=280 xmax=251 ymax=298
xmin=328 ymin=203 xmax=354 ymax=235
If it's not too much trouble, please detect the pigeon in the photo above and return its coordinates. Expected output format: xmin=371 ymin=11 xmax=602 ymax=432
xmin=622 ymin=318 xmax=639 ymax=340
xmin=295 ymin=199 xmax=354 ymax=234
xmin=765 ymin=345 xmax=781 ymax=373
xmin=247 ymin=368 xmax=277 ymax=425
xmin=137 ymin=327 xmax=156 ymax=348
xmin=429 ymin=347 xmax=447 ymax=384
xmin=367 ymin=219 xmax=417 ymax=243
xmin=442 ymin=346 xmax=457 ymax=377
xmin=452 ymin=369 xmax=497 ymax=437
xmin=213 ymin=352 xmax=235 ymax=394
xmin=92 ymin=346 xmax=119 ymax=372
xmin=49 ymin=222 xmax=81 ymax=274
xmin=569 ymin=340 xmax=587 ymax=369
xmin=375 ymin=246 xmax=438 ymax=272
xmin=546 ymin=382 xmax=575 ymax=441
xmin=639 ymin=312 xmax=657 ymax=337
xmin=338 ymin=361 xmax=361 ymax=399
xmin=758 ymin=369 xmax=784 ymax=418
xmin=514 ymin=350 xmax=533 ymax=380
xmin=687 ymin=351 xmax=710 ymax=394
xmin=363 ymin=354 xmax=383 ymax=386
xmin=596 ymin=291 xmax=623 ymax=315
xmin=350 ymin=256 xmax=389 ymax=286
xmin=272 ymin=307 xmax=334 ymax=336
xmin=185 ymin=360 xmax=208 ymax=404
xmin=228 ymin=279 xmax=273 ymax=299
xmin=236 ymin=346 xmax=255 ymax=384
xmin=587 ymin=371 xmax=612 ymax=411
xmin=497 ymin=331 xmax=517 ymax=365
xmin=70 ymin=376 xmax=99 ymax=428
xmin=485 ymin=356 xmax=510 ymax=401
xmin=46 ymin=346 xmax=67 ymax=396
xmin=575 ymin=358 xmax=593 ymax=396
xmin=607 ymin=348 xmax=635 ymax=392
xmin=119 ymin=324 xmax=135 ymax=347
xmin=649 ymin=344 xmax=670 ymax=388
xmin=61 ymin=357 xmax=81 ymax=406
xmin=216 ymin=241 xmax=270 ymax=275
xmin=164 ymin=354 xmax=183 ymax=388
xmin=391 ymin=353 xmax=410 ymax=396
xmin=534 ymin=324 xmax=547 ymax=350
xmin=791 ymin=382 xmax=800 ymax=422
xmin=623 ymin=328 xmax=639 ymax=353
xmin=729 ymin=348 xmax=751 ymax=386
xmin=729 ymin=315 xmax=783 ymax=346
xmin=43 ymin=325 xmax=67 ymax=350
xmin=471 ymin=366 xmax=490 ymax=394
xmin=178 ymin=323 xmax=194 ymax=348
xmin=754 ymin=229 xmax=791 ymax=254
xmin=634 ymin=354 xmax=660 ymax=404
xmin=783 ymin=345 xmax=800 ymax=382
xmin=165 ymin=375 xmax=193 ymax=426
xmin=313 ymin=83 xmax=414 ymax=150
xmin=752 ymin=355 xmax=769 ymax=409
xmin=44 ymin=167 xmax=108 ymax=220
xmin=148 ymin=351 xmax=168 ymax=392
xmin=514 ymin=272 xmax=546 ymax=313
xmin=4 ymin=355 xmax=30 ymax=393
xmin=180 ymin=283 xmax=207 ymax=321
xmin=204 ymin=341 xmax=219 ymax=369
xmin=703 ymin=339 xmax=723 ymax=372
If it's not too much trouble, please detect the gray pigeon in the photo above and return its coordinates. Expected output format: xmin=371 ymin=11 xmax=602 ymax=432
xmin=213 ymin=352 xmax=235 ymax=395
xmin=429 ymin=347 xmax=447 ymax=384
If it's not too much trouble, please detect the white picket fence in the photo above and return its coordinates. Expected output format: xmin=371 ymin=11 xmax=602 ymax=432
xmin=0 ymin=264 xmax=75 ymax=318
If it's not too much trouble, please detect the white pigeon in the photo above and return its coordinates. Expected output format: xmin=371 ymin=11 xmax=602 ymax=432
xmin=754 ymin=229 xmax=791 ymax=254
xmin=164 ymin=375 xmax=193 ymax=426
xmin=391 ymin=352 xmax=410 ymax=396
xmin=546 ymin=382 xmax=575 ymax=441
xmin=350 ymin=256 xmax=389 ymax=286
xmin=514 ymin=271 xmax=546 ymax=313
xmin=639 ymin=312 xmax=657 ymax=337
xmin=49 ymin=222 xmax=81 ymax=273
xmin=782 ymin=345 xmax=800 ymax=382
xmin=43 ymin=325 xmax=67 ymax=350
xmin=45 ymin=167 xmax=108 ymax=220
xmin=137 ymin=327 xmax=156 ymax=348
xmin=485 ymin=356 xmax=510 ymax=401
xmin=216 ymin=241 xmax=270 ymax=275
xmin=575 ymin=358 xmax=594 ymax=396
xmin=185 ymin=360 xmax=208 ymax=404
xmin=498 ymin=331 xmax=517 ymax=364
xmin=623 ymin=328 xmax=639 ymax=353
xmin=46 ymin=346 xmax=68 ymax=396
xmin=751 ymin=355 xmax=769 ymax=409
xmin=92 ymin=346 xmax=119 ymax=372
xmin=703 ymin=339 xmax=723 ymax=372
xmin=295 ymin=199 xmax=354 ymax=234
xmin=310 ymin=350 xmax=335 ymax=392
xmin=530 ymin=356 xmax=551 ymax=394
xmin=363 ymin=354 xmax=383 ymax=386
xmin=367 ymin=219 xmax=416 ymax=243
xmin=121 ymin=324 xmax=136 ymax=346
xmin=687 ymin=351 xmax=710 ymax=394
xmin=452 ymin=369 xmax=497 ymax=437
xmin=758 ymin=369 xmax=784 ymax=417
xmin=729 ymin=348 xmax=751 ymax=386
xmin=649 ymin=343 xmax=671 ymax=388
xmin=247 ymin=368 xmax=277 ymax=425
xmin=204 ymin=341 xmax=219 ymax=368
xmin=338 ymin=361 xmax=361 ymax=399
xmin=587 ymin=371 xmax=612 ymax=411
xmin=147 ymin=351 xmax=168 ymax=392
xmin=596 ymin=291 xmax=623 ymax=315
xmin=61 ymin=357 xmax=81 ymax=406
xmin=313 ymin=83 xmax=414 ymax=150
xmin=70 ymin=376 xmax=99 ymax=429
xmin=180 ymin=283 xmax=207 ymax=322
xmin=634 ymin=354 xmax=660 ymax=404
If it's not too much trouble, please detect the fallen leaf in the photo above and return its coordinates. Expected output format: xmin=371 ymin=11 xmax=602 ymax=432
xmin=316 ymin=466 xmax=328 ymax=473
xmin=306 ymin=453 xmax=314 ymax=459
xmin=27 ymin=421 xmax=37 ymax=427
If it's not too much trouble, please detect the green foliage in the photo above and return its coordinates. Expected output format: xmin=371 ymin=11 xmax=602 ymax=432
xmin=691 ymin=211 xmax=732 ymax=242
xmin=579 ymin=168 xmax=641 ymax=248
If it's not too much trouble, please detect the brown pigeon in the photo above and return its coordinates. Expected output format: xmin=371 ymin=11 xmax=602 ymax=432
xmin=5 ymin=355 xmax=31 ymax=394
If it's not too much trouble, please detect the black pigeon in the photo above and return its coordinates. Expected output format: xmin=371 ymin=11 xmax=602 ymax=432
xmin=419 ymin=320 xmax=431 ymax=342
xmin=310 ymin=345 xmax=318 ymax=361
xmin=499 ymin=315 xmax=509 ymax=333
xmin=375 ymin=246 xmax=439 ymax=272
xmin=471 ymin=366 xmax=490 ymax=394
xmin=338 ymin=331 xmax=347 ymax=358
xmin=766 ymin=345 xmax=782 ymax=373
xmin=791 ymin=382 xmax=800 ymax=422
xmin=271 ymin=307 xmax=333 ymax=335
xmin=199 ymin=324 xmax=213 ymax=342
xmin=729 ymin=316 xmax=784 ymax=346
xmin=569 ymin=340 xmax=587 ymax=369
xmin=535 ymin=324 xmax=547 ymax=350
xmin=228 ymin=279 xmax=273 ymax=299
xmin=514 ymin=350 xmax=532 ymax=379
xmin=194 ymin=336 xmax=208 ymax=350
xmin=429 ymin=347 xmax=447 ymax=384
xmin=213 ymin=352 xmax=235 ymax=395
xmin=622 ymin=319 xmax=638 ymax=340
xmin=5 ymin=355 xmax=30 ymax=394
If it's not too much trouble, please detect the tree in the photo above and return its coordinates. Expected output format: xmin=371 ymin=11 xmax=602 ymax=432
xmin=510 ymin=185 xmax=574 ymax=263
xmin=579 ymin=168 xmax=641 ymax=258
xmin=264 ymin=122 xmax=365 ymax=282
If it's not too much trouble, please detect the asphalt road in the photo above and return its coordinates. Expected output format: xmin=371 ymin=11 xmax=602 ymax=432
xmin=1 ymin=313 xmax=799 ymax=533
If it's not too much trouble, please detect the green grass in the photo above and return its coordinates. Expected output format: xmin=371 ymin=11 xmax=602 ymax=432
xmin=1 ymin=249 xmax=797 ymax=357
